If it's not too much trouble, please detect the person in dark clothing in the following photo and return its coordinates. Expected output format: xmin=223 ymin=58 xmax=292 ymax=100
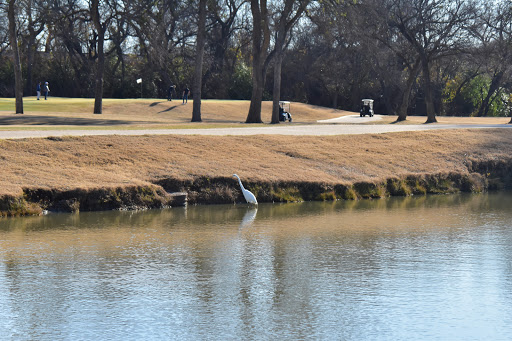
xmin=182 ymin=86 xmax=190 ymax=104
xmin=168 ymin=84 xmax=175 ymax=101
xmin=36 ymin=82 xmax=41 ymax=100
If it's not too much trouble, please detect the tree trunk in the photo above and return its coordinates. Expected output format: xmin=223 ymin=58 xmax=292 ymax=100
xmin=93 ymin=32 xmax=105 ymax=114
xmin=332 ymin=85 xmax=339 ymax=109
xmin=246 ymin=61 xmax=265 ymax=124
xmin=422 ymin=56 xmax=436 ymax=123
xmin=92 ymin=0 xmax=104 ymax=115
xmin=246 ymin=0 xmax=269 ymax=123
xmin=192 ymin=0 xmax=207 ymax=122
xmin=271 ymin=51 xmax=284 ymax=124
xmin=397 ymin=58 xmax=421 ymax=121
xmin=8 ymin=0 xmax=24 ymax=114
xmin=247 ymin=72 xmax=264 ymax=123
xmin=271 ymin=22 xmax=286 ymax=125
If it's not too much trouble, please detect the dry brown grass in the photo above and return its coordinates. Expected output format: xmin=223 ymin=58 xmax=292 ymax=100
xmin=0 ymin=129 xmax=510 ymax=196
xmin=1 ymin=97 xmax=509 ymax=127
xmin=0 ymin=98 xmax=344 ymax=127
xmin=382 ymin=115 xmax=510 ymax=125
xmin=1 ymin=99 xmax=511 ymax=201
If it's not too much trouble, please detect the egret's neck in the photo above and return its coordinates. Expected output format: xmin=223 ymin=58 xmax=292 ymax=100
xmin=236 ymin=177 xmax=245 ymax=191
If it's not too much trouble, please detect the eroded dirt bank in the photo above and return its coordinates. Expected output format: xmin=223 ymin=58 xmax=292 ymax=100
xmin=1 ymin=129 xmax=511 ymax=216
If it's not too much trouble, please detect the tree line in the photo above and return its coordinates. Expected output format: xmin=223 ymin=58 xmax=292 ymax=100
xmin=2 ymin=0 xmax=512 ymax=123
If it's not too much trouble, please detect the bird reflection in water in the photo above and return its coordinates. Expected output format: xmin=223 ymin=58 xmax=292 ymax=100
xmin=239 ymin=208 xmax=257 ymax=229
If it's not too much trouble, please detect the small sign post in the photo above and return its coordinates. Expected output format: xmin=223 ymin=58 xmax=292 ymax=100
xmin=136 ymin=78 xmax=142 ymax=98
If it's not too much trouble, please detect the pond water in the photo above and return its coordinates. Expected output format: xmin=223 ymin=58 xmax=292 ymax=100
xmin=0 ymin=193 xmax=511 ymax=340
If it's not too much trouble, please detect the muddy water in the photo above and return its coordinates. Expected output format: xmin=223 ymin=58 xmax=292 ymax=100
xmin=1 ymin=193 xmax=511 ymax=340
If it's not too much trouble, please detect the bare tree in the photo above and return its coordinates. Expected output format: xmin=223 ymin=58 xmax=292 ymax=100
xmin=44 ymin=0 xmax=92 ymax=97
xmin=355 ymin=0 xmax=422 ymax=121
xmin=270 ymin=0 xmax=309 ymax=124
xmin=126 ymin=0 xmax=195 ymax=96
xmin=192 ymin=0 xmax=207 ymax=122
xmin=91 ymin=0 xmax=125 ymax=113
xmin=106 ymin=11 xmax=130 ymax=97
xmin=472 ymin=1 xmax=512 ymax=117
xmin=0 ymin=9 xmax=8 ymax=54
xmin=91 ymin=0 xmax=107 ymax=114
xmin=22 ymin=0 xmax=46 ymax=95
xmin=246 ymin=0 xmax=308 ymax=123
xmin=387 ymin=0 xmax=476 ymax=123
xmin=306 ymin=0 xmax=379 ymax=111
xmin=202 ymin=0 xmax=246 ymax=99
xmin=8 ymin=0 xmax=23 ymax=114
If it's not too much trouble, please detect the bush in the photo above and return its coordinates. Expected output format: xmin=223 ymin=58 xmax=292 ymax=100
xmin=228 ymin=62 xmax=252 ymax=100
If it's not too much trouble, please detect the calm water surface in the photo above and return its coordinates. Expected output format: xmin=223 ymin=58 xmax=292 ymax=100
xmin=1 ymin=193 xmax=512 ymax=340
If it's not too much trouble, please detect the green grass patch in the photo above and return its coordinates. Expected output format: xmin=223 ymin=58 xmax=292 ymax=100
xmin=272 ymin=186 xmax=303 ymax=202
xmin=387 ymin=178 xmax=412 ymax=196
xmin=353 ymin=182 xmax=387 ymax=199
xmin=316 ymin=191 xmax=337 ymax=201
xmin=0 ymin=97 xmax=96 ymax=112
xmin=0 ymin=195 xmax=42 ymax=216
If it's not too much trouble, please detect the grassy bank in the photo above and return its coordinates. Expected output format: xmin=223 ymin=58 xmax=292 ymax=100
xmin=0 ymin=97 xmax=346 ymax=128
xmin=1 ymin=98 xmax=511 ymax=215
xmin=2 ymin=97 xmax=509 ymax=128
xmin=0 ymin=129 xmax=511 ymax=216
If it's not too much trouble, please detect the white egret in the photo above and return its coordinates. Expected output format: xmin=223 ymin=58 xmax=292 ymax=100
xmin=233 ymin=174 xmax=258 ymax=205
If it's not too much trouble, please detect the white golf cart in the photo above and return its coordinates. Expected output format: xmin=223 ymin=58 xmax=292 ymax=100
xmin=279 ymin=101 xmax=292 ymax=122
xmin=360 ymin=99 xmax=374 ymax=117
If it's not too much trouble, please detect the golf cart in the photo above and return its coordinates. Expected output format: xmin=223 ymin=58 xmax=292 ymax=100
xmin=279 ymin=101 xmax=292 ymax=122
xmin=360 ymin=99 xmax=374 ymax=117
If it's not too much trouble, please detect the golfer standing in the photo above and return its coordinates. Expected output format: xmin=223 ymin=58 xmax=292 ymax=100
xmin=43 ymin=82 xmax=50 ymax=100
xmin=182 ymin=86 xmax=190 ymax=104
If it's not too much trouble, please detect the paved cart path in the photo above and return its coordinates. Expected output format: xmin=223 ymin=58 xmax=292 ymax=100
xmin=0 ymin=122 xmax=511 ymax=139
xmin=317 ymin=114 xmax=385 ymax=123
